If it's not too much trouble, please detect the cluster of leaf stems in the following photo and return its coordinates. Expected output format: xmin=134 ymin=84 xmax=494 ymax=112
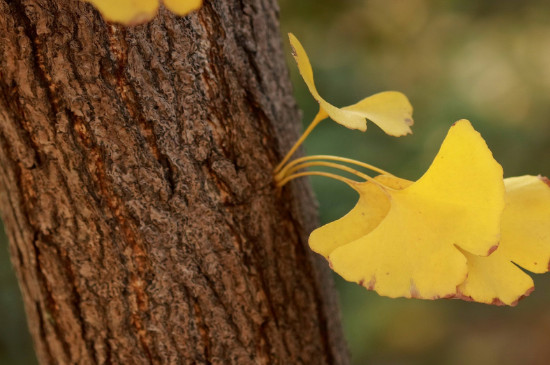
xmin=273 ymin=110 xmax=394 ymax=190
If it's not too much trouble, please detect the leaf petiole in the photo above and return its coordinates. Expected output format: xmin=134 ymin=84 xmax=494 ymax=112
xmin=276 ymin=171 xmax=359 ymax=188
xmin=276 ymin=161 xmax=394 ymax=193
xmin=274 ymin=108 xmax=326 ymax=173
xmin=277 ymin=161 xmax=373 ymax=183
xmin=275 ymin=154 xmax=393 ymax=181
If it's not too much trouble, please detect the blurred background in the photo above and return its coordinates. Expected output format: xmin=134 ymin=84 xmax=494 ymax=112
xmin=279 ymin=0 xmax=550 ymax=364
xmin=2 ymin=0 xmax=550 ymax=364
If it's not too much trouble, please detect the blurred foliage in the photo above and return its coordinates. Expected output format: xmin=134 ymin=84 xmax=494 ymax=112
xmin=0 ymin=227 xmax=36 ymax=364
xmin=2 ymin=0 xmax=550 ymax=364
xmin=279 ymin=0 xmax=550 ymax=364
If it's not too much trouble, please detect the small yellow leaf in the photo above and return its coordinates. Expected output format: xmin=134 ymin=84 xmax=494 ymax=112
xmin=457 ymin=175 xmax=550 ymax=305
xmin=324 ymin=120 xmax=505 ymax=299
xmin=163 ymin=0 xmax=203 ymax=15
xmin=84 ymin=0 xmax=159 ymax=25
xmin=288 ymin=33 xmax=413 ymax=136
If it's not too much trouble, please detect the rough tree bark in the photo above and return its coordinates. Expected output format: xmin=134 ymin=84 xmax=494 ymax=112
xmin=0 ymin=0 xmax=348 ymax=364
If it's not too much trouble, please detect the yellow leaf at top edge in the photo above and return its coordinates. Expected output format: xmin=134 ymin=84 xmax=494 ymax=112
xmin=288 ymin=33 xmax=413 ymax=136
xmin=457 ymin=175 xmax=550 ymax=306
xmin=85 ymin=0 xmax=159 ymax=25
xmin=163 ymin=0 xmax=203 ymax=15
xmin=328 ymin=120 xmax=505 ymax=300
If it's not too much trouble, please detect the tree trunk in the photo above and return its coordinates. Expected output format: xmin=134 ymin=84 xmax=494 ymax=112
xmin=0 ymin=0 xmax=348 ymax=364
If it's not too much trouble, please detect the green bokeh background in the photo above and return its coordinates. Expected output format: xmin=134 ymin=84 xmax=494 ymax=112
xmin=2 ymin=0 xmax=550 ymax=364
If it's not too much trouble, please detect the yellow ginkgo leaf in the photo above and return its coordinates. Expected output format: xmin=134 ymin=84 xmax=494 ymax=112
xmin=325 ymin=120 xmax=505 ymax=299
xmin=309 ymin=175 xmax=412 ymax=258
xmin=313 ymin=172 xmax=549 ymax=305
xmin=457 ymin=175 xmax=550 ymax=306
xmin=164 ymin=0 xmax=203 ymax=15
xmin=288 ymin=33 xmax=413 ymax=136
xmin=84 ymin=0 xmax=201 ymax=25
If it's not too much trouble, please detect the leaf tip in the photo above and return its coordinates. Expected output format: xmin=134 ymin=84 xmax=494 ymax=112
xmin=538 ymin=175 xmax=550 ymax=187
xmin=287 ymin=33 xmax=298 ymax=57
xmin=509 ymin=286 xmax=535 ymax=307
xmin=451 ymin=118 xmax=472 ymax=128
